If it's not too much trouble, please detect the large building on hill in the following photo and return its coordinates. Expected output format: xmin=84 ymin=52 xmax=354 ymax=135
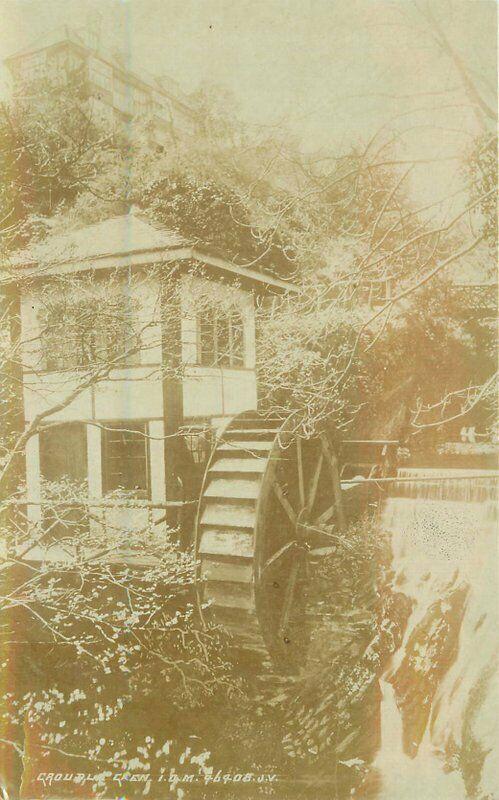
xmin=4 ymin=24 xmax=200 ymax=141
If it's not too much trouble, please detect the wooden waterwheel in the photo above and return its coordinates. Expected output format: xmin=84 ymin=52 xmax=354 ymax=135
xmin=194 ymin=411 xmax=346 ymax=672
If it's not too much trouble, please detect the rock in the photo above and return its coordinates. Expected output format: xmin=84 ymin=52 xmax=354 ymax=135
xmin=391 ymin=584 xmax=468 ymax=757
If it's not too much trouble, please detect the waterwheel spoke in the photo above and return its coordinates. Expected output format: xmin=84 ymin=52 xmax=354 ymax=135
xmin=261 ymin=541 xmax=298 ymax=574
xmin=315 ymin=504 xmax=335 ymax=526
xmin=278 ymin=559 xmax=301 ymax=638
xmin=320 ymin=433 xmax=346 ymax=528
xmin=305 ymin=521 xmax=355 ymax=552
xmin=307 ymin=451 xmax=324 ymax=514
xmin=273 ymin=480 xmax=297 ymax=527
xmin=296 ymin=437 xmax=305 ymax=508
xmin=304 ymin=522 xmax=338 ymax=543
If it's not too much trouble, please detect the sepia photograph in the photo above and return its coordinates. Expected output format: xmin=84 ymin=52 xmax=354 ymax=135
xmin=0 ymin=1 xmax=497 ymax=798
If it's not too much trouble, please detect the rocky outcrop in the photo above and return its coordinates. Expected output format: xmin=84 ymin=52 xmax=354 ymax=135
xmin=390 ymin=585 xmax=469 ymax=757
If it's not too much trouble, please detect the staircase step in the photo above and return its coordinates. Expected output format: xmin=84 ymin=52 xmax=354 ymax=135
xmin=229 ymin=416 xmax=281 ymax=430
xmin=224 ymin=428 xmax=278 ymax=439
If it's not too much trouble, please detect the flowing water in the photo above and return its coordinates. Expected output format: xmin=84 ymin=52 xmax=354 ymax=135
xmin=375 ymin=468 xmax=498 ymax=799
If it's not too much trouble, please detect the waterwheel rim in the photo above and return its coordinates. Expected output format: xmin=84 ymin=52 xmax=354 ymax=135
xmin=253 ymin=418 xmax=344 ymax=670
xmin=195 ymin=411 xmax=345 ymax=672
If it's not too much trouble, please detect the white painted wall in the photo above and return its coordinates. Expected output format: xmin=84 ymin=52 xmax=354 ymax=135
xmin=23 ymin=374 xmax=93 ymax=422
xmin=179 ymin=273 xmax=257 ymax=419
xmin=183 ymin=368 xmax=257 ymax=419
xmin=25 ymin=434 xmax=42 ymax=523
xmin=93 ymin=368 xmax=164 ymax=420
xmin=19 ymin=267 xmax=259 ymax=526
xmin=21 ymin=270 xmax=164 ymax=423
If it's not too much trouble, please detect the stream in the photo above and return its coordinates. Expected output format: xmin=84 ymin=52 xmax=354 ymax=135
xmin=375 ymin=468 xmax=498 ymax=799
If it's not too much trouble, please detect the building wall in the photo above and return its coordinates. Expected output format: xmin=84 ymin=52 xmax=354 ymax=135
xmin=21 ymin=270 xmax=164 ymax=423
xmin=21 ymin=268 xmax=257 ymax=422
xmin=20 ymin=266 xmax=258 ymax=527
xmin=7 ymin=39 xmax=199 ymax=141
xmin=179 ymin=273 xmax=258 ymax=419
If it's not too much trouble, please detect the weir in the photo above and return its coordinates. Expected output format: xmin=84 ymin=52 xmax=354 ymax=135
xmin=375 ymin=466 xmax=498 ymax=799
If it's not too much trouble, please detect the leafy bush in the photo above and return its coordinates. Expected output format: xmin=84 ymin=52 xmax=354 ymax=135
xmin=0 ymin=481 xmax=240 ymax=797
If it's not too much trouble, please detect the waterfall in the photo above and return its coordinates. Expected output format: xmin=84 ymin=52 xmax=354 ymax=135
xmin=375 ymin=467 xmax=498 ymax=799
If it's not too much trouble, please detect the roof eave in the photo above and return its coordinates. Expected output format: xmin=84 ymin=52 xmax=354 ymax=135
xmin=189 ymin=247 xmax=297 ymax=292
xmin=7 ymin=244 xmax=298 ymax=293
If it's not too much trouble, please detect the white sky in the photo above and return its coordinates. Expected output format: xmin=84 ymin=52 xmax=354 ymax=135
xmin=0 ymin=0 xmax=496 ymax=202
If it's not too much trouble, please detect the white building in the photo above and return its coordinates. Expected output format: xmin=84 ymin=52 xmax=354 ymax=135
xmin=7 ymin=212 xmax=293 ymax=555
xmin=4 ymin=24 xmax=200 ymax=141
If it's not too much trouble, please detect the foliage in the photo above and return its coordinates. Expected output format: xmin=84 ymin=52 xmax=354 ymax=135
xmin=0 ymin=74 xmax=117 ymax=250
xmin=0 ymin=480 xmax=239 ymax=796
xmin=256 ymin=284 xmax=367 ymax=431
xmin=185 ymin=515 xmax=411 ymax=799
xmin=465 ymin=133 xmax=497 ymax=248
xmin=0 ymin=55 xmax=496 ymax=799
xmin=255 ymin=515 xmax=409 ymax=796
xmin=257 ymin=272 xmax=496 ymax=440
xmin=3 ymin=81 xmax=295 ymax=276
xmin=141 ymin=172 xmax=277 ymax=266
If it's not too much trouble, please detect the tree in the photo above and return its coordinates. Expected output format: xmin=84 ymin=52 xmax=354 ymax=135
xmin=27 ymin=83 xmax=298 ymax=276
xmin=0 ymin=263 xmax=245 ymax=797
xmin=0 ymin=73 xmax=119 ymax=251
xmin=0 ymin=489 xmax=235 ymax=797
xmin=0 ymin=31 xmax=496 ymax=795
xmin=412 ymin=1 xmax=496 ymax=129
xmin=465 ymin=133 xmax=497 ymax=249
xmin=253 ymin=131 xmax=496 ymax=441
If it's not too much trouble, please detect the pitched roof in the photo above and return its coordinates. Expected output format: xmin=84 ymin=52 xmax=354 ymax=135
xmin=10 ymin=212 xmax=296 ymax=292
xmin=18 ymin=213 xmax=188 ymax=266
xmin=4 ymin=25 xmax=86 ymax=62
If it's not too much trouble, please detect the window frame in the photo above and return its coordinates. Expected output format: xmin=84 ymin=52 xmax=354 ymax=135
xmin=197 ymin=308 xmax=246 ymax=369
xmin=40 ymin=294 xmax=141 ymax=372
xmin=88 ymin=57 xmax=113 ymax=92
xmin=113 ymin=77 xmax=133 ymax=114
xmin=101 ymin=421 xmax=150 ymax=499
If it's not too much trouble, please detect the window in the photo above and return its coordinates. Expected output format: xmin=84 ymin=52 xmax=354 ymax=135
xmin=40 ymin=423 xmax=88 ymax=541
xmin=113 ymin=77 xmax=133 ymax=114
xmin=40 ymin=423 xmax=88 ymax=484
xmin=40 ymin=296 xmax=140 ymax=371
xmin=88 ymin=57 xmax=113 ymax=92
xmin=132 ymin=87 xmax=150 ymax=115
xmin=18 ymin=51 xmax=46 ymax=82
xmin=198 ymin=309 xmax=245 ymax=368
xmin=102 ymin=423 xmax=149 ymax=496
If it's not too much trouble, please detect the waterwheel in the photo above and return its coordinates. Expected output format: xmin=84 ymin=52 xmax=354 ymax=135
xmin=194 ymin=411 xmax=346 ymax=672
